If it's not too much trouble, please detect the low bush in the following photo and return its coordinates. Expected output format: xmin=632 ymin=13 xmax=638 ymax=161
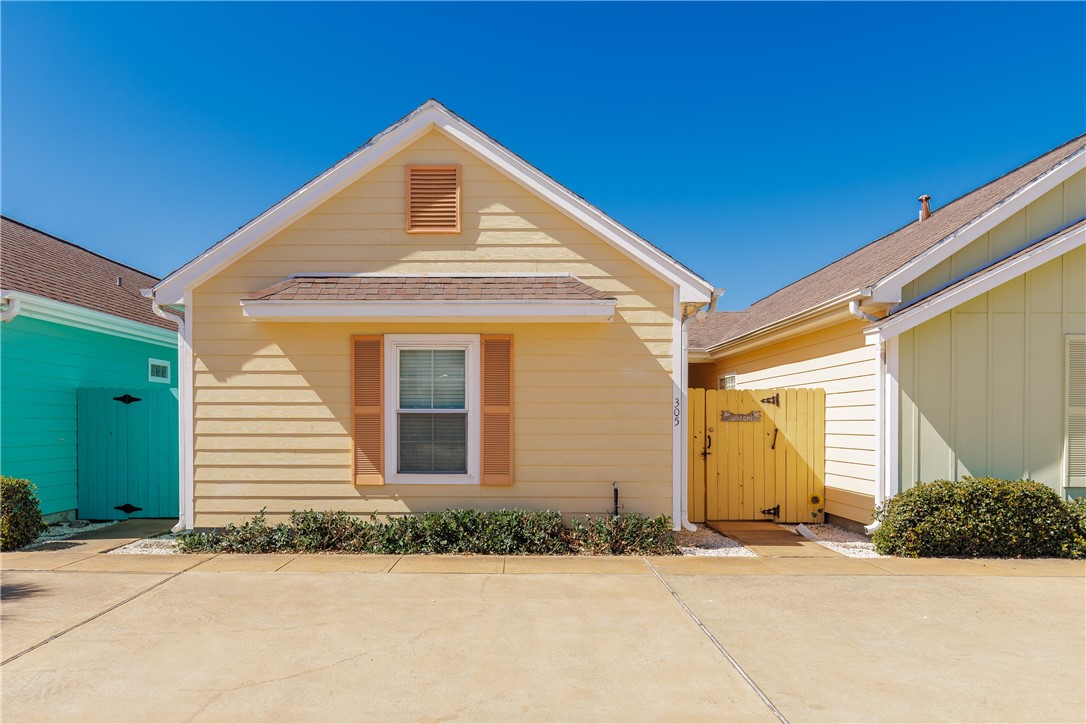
xmin=177 ymin=508 xmax=673 ymax=556
xmin=1066 ymin=497 xmax=1086 ymax=559
xmin=1 ymin=476 xmax=47 ymax=551
xmin=571 ymin=513 xmax=677 ymax=555
xmin=872 ymin=477 xmax=1083 ymax=558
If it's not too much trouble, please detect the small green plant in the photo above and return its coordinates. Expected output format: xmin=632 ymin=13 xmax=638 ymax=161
xmin=571 ymin=513 xmax=677 ymax=555
xmin=1 ymin=476 xmax=47 ymax=551
xmin=177 ymin=508 xmax=675 ymax=556
xmin=873 ymin=477 xmax=1082 ymax=558
xmin=1065 ymin=497 xmax=1086 ymax=559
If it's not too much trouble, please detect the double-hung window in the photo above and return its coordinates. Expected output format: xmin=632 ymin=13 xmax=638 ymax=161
xmin=384 ymin=335 xmax=480 ymax=483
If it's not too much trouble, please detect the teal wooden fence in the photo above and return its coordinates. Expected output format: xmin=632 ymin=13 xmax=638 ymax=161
xmin=77 ymin=387 xmax=179 ymax=520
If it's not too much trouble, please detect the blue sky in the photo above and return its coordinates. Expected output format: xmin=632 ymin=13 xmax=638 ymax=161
xmin=2 ymin=2 xmax=1083 ymax=309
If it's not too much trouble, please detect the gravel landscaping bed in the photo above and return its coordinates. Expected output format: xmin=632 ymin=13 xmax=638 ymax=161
xmin=108 ymin=533 xmax=180 ymax=555
xmin=675 ymin=525 xmax=757 ymax=557
xmin=780 ymin=523 xmax=885 ymax=558
xmin=20 ymin=520 xmax=119 ymax=549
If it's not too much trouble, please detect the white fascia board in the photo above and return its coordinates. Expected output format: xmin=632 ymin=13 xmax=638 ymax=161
xmin=870 ymin=148 xmax=1085 ymax=303
xmin=239 ymin=299 xmax=617 ymax=323
xmin=1 ymin=290 xmax=177 ymax=348
xmin=866 ymin=223 xmax=1085 ymax=343
xmin=153 ymin=101 xmax=713 ymax=305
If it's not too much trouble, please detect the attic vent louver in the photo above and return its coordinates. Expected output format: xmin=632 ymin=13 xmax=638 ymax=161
xmin=407 ymin=165 xmax=460 ymax=233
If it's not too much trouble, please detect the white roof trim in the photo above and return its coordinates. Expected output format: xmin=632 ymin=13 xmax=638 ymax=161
xmin=870 ymin=147 xmax=1085 ymax=303
xmin=240 ymin=298 xmax=616 ymax=323
xmin=1 ymin=289 xmax=178 ymax=348
xmin=866 ymin=222 xmax=1085 ymax=343
xmin=153 ymin=100 xmax=713 ymax=305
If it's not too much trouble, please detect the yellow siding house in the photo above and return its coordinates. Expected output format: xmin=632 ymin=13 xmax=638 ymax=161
xmin=691 ymin=135 xmax=1086 ymax=528
xmin=149 ymin=101 xmax=714 ymax=531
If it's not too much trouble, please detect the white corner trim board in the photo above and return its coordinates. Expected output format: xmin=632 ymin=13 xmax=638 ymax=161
xmin=239 ymin=299 xmax=617 ymax=323
xmin=0 ymin=290 xmax=177 ymax=347
xmin=866 ymin=221 xmax=1085 ymax=342
xmin=870 ymin=147 xmax=1085 ymax=304
xmin=153 ymin=100 xmax=713 ymax=305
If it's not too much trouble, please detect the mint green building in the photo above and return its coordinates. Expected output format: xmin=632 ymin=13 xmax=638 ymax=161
xmin=1 ymin=217 xmax=179 ymax=522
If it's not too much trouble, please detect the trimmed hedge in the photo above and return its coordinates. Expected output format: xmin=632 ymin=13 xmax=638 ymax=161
xmin=872 ymin=477 xmax=1085 ymax=558
xmin=1 ymin=476 xmax=47 ymax=551
xmin=177 ymin=508 xmax=677 ymax=556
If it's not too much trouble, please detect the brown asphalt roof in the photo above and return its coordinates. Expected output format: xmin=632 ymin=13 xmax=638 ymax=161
xmin=0 ymin=216 xmax=174 ymax=331
xmin=244 ymin=275 xmax=617 ymax=303
xmin=690 ymin=133 xmax=1086 ymax=350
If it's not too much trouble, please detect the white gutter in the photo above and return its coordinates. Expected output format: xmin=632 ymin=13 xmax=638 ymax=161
xmin=1 ymin=296 xmax=21 ymax=322
xmin=144 ymin=290 xmax=191 ymax=534
xmin=679 ymin=287 xmax=725 ymax=531
xmin=849 ymin=298 xmax=885 ymax=534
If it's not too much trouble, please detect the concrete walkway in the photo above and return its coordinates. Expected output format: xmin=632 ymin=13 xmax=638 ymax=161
xmin=1 ymin=552 xmax=1083 ymax=723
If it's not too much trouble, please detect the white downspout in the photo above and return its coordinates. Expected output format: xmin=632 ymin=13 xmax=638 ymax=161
xmin=680 ymin=287 xmax=725 ymax=531
xmin=1 ymin=296 xmax=22 ymax=322
xmin=145 ymin=291 xmax=190 ymax=534
xmin=849 ymin=298 xmax=885 ymax=534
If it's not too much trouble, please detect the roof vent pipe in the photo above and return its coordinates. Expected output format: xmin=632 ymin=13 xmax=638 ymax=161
xmin=918 ymin=194 xmax=932 ymax=222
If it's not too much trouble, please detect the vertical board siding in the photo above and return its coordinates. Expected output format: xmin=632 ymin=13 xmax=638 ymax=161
xmin=0 ymin=316 xmax=178 ymax=516
xmin=190 ymin=129 xmax=676 ymax=525
xmin=688 ymin=388 xmax=826 ymax=523
xmin=898 ymin=238 xmax=1086 ymax=494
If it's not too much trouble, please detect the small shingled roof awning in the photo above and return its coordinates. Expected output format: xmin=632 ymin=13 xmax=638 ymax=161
xmin=240 ymin=275 xmax=618 ymax=322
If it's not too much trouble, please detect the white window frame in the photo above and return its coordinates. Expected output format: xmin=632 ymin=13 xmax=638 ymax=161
xmin=383 ymin=334 xmax=480 ymax=484
xmin=148 ymin=358 xmax=171 ymax=384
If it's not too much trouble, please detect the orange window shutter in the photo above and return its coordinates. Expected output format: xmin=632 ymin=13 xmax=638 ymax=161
xmin=481 ymin=335 xmax=513 ymax=485
xmin=406 ymin=165 xmax=460 ymax=233
xmin=351 ymin=335 xmax=384 ymax=485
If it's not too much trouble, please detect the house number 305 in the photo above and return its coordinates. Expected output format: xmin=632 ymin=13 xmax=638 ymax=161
xmin=673 ymin=398 xmax=681 ymax=426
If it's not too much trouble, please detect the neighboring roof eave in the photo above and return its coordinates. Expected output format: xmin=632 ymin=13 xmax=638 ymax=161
xmin=153 ymin=100 xmax=713 ymax=305
xmin=1 ymin=289 xmax=178 ymax=347
xmin=865 ymin=219 xmax=1086 ymax=343
xmin=699 ymin=289 xmax=867 ymax=358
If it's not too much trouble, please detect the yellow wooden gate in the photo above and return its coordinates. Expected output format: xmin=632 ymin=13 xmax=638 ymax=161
xmin=688 ymin=388 xmax=826 ymax=523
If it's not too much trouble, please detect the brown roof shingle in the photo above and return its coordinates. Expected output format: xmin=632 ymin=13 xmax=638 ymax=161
xmin=0 ymin=216 xmax=173 ymax=331
xmin=690 ymin=133 xmax=1086 ymax=350
xmin=243 ymin=275 xmax=618 ymax=303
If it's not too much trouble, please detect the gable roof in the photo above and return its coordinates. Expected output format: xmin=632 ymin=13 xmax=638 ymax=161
xmin=0 ymin=216 xmax=172 ymax=330
xmin=153 ymin=100 xmax=714 ymax=305
xmin=691 ymin=132 xmax=1086 ymax=351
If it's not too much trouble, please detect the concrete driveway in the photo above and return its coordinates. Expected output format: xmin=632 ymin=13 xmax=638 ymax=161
xmin=1 ymin=554 xmax=1083 ymax=723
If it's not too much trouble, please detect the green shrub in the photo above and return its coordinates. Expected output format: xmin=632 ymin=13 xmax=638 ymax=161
xmin=1066 ymin=497 xmax=1086 ymax=559
xmin=872 ymin=477 xmax=1081 ymax=558
xmin=177 ymin=508 xmax=673 ymax=556
xmin=571 ymin=513 xmax=677 ymax=555
xmin=1 ymin=476 xmax=47 ymax=551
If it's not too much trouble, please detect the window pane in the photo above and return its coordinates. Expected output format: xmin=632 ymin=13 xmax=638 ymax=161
xmin=399 ymin=349 xmax=465 ymax=410
xmin=399 ymin=413 xmax=467 ymax=473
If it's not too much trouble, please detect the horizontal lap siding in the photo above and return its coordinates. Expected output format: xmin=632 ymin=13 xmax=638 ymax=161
xmin=190 ymin=129 xmax=675 ymax=525
xmin=0 ymin=316 xmax=178 ymax=516
xmin=693 ymin=320 xmax=876 ymax=521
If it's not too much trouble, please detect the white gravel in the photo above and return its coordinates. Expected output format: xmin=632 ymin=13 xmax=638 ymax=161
xmin=780 ymin=523 xmax=886 ymax=558
xmin=20 ymin=520 xmax=119 ymax=549
xmin=675 ymin=525 xmax=757 ymax=557
xmin=108 ymin=533 xmax=180 ymax=555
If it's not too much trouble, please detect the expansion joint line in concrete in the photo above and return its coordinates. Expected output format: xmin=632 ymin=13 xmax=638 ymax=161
xmin=1 ymin=569 xmax=187 ymax=666
xmin=644 ymin=559 xmax=790 ymax=724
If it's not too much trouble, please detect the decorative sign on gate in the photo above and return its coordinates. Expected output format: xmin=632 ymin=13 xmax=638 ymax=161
xmin=720 ymin=410 xmax=762 ymax=422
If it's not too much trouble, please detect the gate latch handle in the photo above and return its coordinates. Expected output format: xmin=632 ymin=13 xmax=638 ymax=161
xmin=701 ymin=434 xmax=712 ymax=458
